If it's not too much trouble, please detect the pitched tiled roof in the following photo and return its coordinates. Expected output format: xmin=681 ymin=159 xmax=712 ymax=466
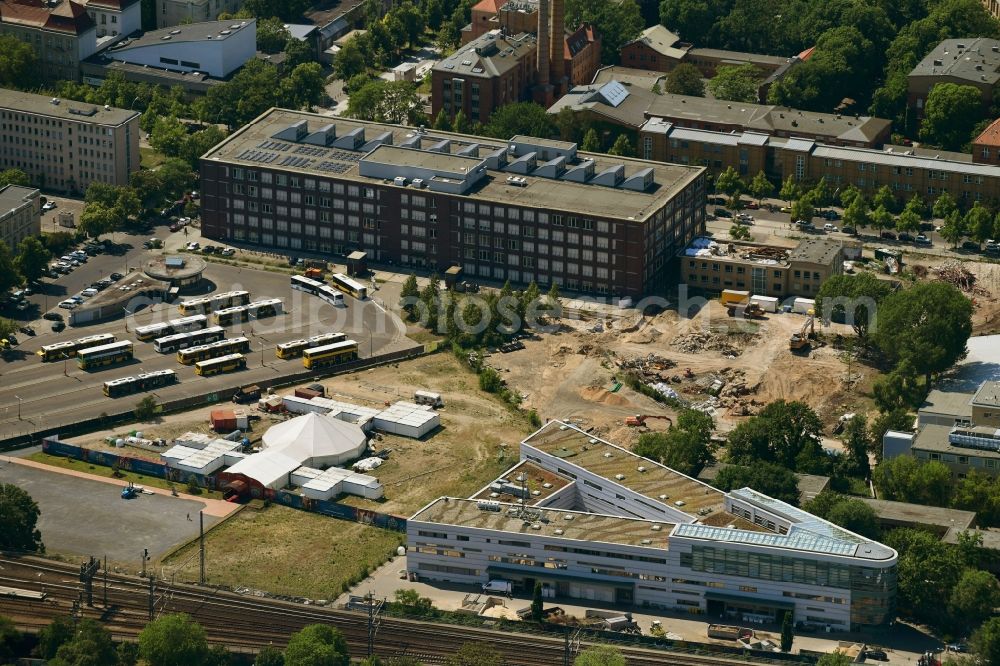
xmin=975 ymin=117 xmax=1000 ymax=147
xmin=0 ymin=0 xmax=95 ymax=34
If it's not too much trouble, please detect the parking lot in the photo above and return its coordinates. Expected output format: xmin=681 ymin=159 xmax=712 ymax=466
xmin=0 ymin=227 xmax=415 ymax=441
xmin=0 ymin=456 xmax=227 ymax=563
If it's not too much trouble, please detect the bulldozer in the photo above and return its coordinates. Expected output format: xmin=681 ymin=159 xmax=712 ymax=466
xmin=624 ymin=414 xmax=674 ymax=428
xmin=789 ymin=315 xmax=815 ymax=352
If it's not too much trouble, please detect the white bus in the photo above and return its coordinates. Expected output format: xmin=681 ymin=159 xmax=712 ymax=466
xmin=134 ymin=315 xmax=208 ymax=342
xmin=153 ymin=326 xmax=225 ymax=353
xmin=316 ymin=284 xmax=344 ymax=307
xmin=290 ymin=275 xmax=324 ymax=295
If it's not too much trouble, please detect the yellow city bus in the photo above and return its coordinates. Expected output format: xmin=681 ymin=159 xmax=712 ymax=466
xmin=302 ymin=339 xmax=358 ymax=370
xmin=38 ymin=333 xmax=116 ymax=361
xmin=134 ymin=315 xmax=207 ymax=342
xmin=195 ymin=353 xmax=247 ymax=376
xmin=77 ymin=340 xmax=134 ymax=370
xmin=177 ymin=290 xmax=250 ymax=316
xmin=330 ymin=273 xmax=367 ymax=299
xmin=275 ymin=332 xmax=347 ymax=360
xmin=103 ymin=370 xmax=177 ymax=398
xmin=177 ymin=337 xmax=251 ymax=365
xmin=211 ymin=299 xmax=283 ymax=327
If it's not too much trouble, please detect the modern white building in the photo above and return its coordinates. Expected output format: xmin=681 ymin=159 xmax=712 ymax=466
xmin=102 ymin=18 xmax=255 ymax=78
xmin=407 ymin=421 xmax=897 ymax=631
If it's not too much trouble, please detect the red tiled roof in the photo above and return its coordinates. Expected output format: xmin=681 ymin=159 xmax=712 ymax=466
xmin=472 ymin=0 xmax=504 ymax=15
xmin=0 ymin=0 xmax=94 ymax=34
xmin=975 ymin=117 xmax=1000 ymax=147
xmin=797 ymin=45 xmax=816 ymax=61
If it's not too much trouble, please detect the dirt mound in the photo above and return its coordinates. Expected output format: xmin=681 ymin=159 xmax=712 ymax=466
xmin=580 ymin=386 xmax=632 ymax=406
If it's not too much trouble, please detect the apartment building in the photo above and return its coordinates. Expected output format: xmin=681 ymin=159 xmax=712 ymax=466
xmin=199 ymin=109 xmax=707 ymax=298
xmin=907 ymin=38 xmax=1000 ymax=121
xmin=408 ymin=421 xmax=898 ymax=630
xmin=986 ymin=0 xmax=1000 ymax=19
xmin=0 ymin=0 xmax=98 ymax=82
xmin=0 ymin=90 xmax=140 ymax=193
xmin=972 ymin=117 xmax=1000 ymax=166
xmin=79 ymin=0 xmax=140 ymax=46
xmin=0 ymin=184 xmax=40 ymax=250
xmin=682 ymin=237 xmax=843 ymax=298
xmin=154 ymin=0 xmax=241 ymax=28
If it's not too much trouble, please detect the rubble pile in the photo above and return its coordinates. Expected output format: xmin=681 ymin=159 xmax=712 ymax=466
xmin=934 ymin=261 xmax=990 ymax=296
xmin=670 ymin=331 xmax=749 ymax=357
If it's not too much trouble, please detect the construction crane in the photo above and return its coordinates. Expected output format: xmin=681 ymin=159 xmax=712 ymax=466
xmin=624 ymin=414 xmax=674 ymax=428
xmin=789 ymin=315 xmax=815 ymax=351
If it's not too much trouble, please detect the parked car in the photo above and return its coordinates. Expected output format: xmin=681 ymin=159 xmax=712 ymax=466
xmin=202 ymin=245 xmax=217 ymax=254
xmin=109 ymin=272 xmax=124 ymax=281
xmin=823 ymin=223 xmax=838 ymax=232
xmin=863 ymin=649 xmax=889 ymax=661
xmin=821 ymin=210 xmax=840 ymax=220
xmin=81 ymin=288 xmax=98 ymax=297
xmin=745 ymin=201 xmax=760 ymax=210
xmin=186 ymin=242 xmax=200 ymax=251
xmin=880 ymin=231 xmax=897 ymax=240
xmin=43 ymin=312 xmax=63 ymax=321
xmin=962 ymin=240 xmax=982 ymax=251
xmin=842 ymin=226 xmax=857 ymax=235
xmin=60 ymin=256 xmax=79 ymax=266
xmin=42 ymin=201 xmax=56 ymax=211
xmin=915 ymin=235 xmax=932 ymax=245
xmin=220 ymin=248 xmax=235 ymax=257
xmin=51 ymin=321 xmax=65 ymax=332
xmin=735 ymin=213 xmax=754 ymax=224
xmin=713 ymin=208 xmax=733 ymax=218
xmin=898 ymin=232 xmax=915 ymax=242
xmin=168 ymin=222 xmax=181 ymax=232
xmin=57 ymin=300 xmax=77 ymax=310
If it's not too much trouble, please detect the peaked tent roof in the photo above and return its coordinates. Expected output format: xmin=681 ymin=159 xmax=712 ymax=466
xmin=262 ymin=411 xmax=366 ymax=461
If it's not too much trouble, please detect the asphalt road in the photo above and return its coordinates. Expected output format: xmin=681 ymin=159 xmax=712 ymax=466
xmin=0 ymin=245 xmax=411 ymax=441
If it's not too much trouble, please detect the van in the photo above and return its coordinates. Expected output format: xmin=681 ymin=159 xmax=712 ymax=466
xmin=482 ymin=580 xmax=512 ymax=595
xmin=414 ymin=390 xmax=443 ymax=408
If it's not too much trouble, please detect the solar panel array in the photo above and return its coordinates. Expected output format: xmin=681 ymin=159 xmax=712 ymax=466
xmin=279 ymin=155 xmax=313 ymax=167
xmin=236 ymin=150 xmax=279 ymax=163
xmin=317 ymin=161 xmax=352 ymax=173
xmin=258 ymin=140 xmax=292 ymax=150
xmin=329 ymin=149 xmax=361 ymax=162
xmin=294 ymin=145 xmax=329 ymax=157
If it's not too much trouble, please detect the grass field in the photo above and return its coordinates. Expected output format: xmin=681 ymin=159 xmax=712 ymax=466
xmin=162 ymin=504 xmax=404 ymax=599
xmin=25 ymin=452 xmax=222 ymax=499
xmin=139 ymin=147 xmax=167 ymax=169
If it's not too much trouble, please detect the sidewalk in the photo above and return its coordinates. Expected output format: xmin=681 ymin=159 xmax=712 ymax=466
xmin=3 ymin=455 xmax=239 ymax=518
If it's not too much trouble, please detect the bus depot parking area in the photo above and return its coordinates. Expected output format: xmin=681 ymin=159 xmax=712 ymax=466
xmin=0 ymin=259 xmax=413 ymax=441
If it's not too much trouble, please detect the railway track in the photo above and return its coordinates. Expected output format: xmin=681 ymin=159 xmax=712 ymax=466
xmin=0 ymin=556 xmax=792 ymax=665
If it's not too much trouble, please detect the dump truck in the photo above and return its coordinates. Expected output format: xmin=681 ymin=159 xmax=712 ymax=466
xmin=304 ymin=267 xmax=324 ymax=280
xmin=721 ymin=289 xmax=764 ymax=318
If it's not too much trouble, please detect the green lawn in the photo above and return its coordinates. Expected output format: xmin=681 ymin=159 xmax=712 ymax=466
xmin=25 ymin=452 xmax=222 ymax=499
xmin=162 ymin=504 xmax=404 ymax=598
xmin=140 ymin=147 xmax=167 ymax=169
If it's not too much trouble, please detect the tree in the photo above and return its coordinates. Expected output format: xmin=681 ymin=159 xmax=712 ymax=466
xmin=432 ymin=110 xmax=451 ymax=131
xmin=790 ymin=194 xmax=815 ymax=223
xmin=0 ymin=483 xmax=43 ymax=552
xmin=872 ymin=185 xmax=895 ymax=214
xmin=452 ymin=110 xmax=471 ymax=134
xmin=37 ymin=616 xmax=75 ymax=660
xmin=117 ymin=642 xmax=140 ymax=666
xmin=530 ymin=581 xmax=543 ymax=621
xmin=255 ymin=646 xmax=285 ymax=666
xmin=150 ymin=115 xmax=188 ymax=157
xmin=134 ymin=395 xmax=157 ymax=421
xmin=712 ymin=462 xmax=800 ymax=506
xmin=0 ymin=615 xmax=20 ymax=665
xmin=256 ymin=17 xmax=291 ymax=53
xmin=14 ymin=236 xmax=51 ymax=284
xmin=565 ymin=0 xmax=642 ymax=64
xmin=779 ymin=176 xmax=800 ymax=204
xmin=157 ymin=158 xmax=198 ymax=200
xmin=894 ymin=208 xmax=920 ymax=233
xmin=139 ymin=614 xmax=210 ymax=666
xmin=869 ymin=205 xmax=893 ymax=233
xmin=838 ymin=184 xmax=861 ymax=209
xmin=966 ymin=200 xmax=994 ymax=245
xmin=809 ymin=177 xmax=832 ymax=211
xmin=396 ymin=1 xmax=425 ymax=47
xmin=973 ymin=618 xmax=1000 ymax=666
xmin=873 ymin=456 xmax=953 ymax=507
xmin=715 ymin=166 xmax=744 ymax=199
xmin=780 ymin=611 xmax=793 ymax=652
xmin=827 ymin=499 xmax=880 ymax=539
xmin=932 ymin=191 xmax=958 ymax=220
xmin=842 ymin=195 xmax=869 ymax=231
xmin=872 ymin=281 xmax=973 ymax=384
xmin=48 ymin=618 xmax=117 ymax=666
xmin=816 ymin=653 xmax=853 ymax=666
xmin=952 ymin=471 xmax=1000 ymax=527
xmin=393 ymin=588 xmax=432 ymax=614
xmin=332 ymin=37 xmax=367 ymax=82
xmin=0 ymin=241 xmax=18 ymax=294
xmin=885 ymin=527 xmax=966 ymax=626
xmin=481 ymin=102 xmax=555 ymax=139
xmin=0 ymin=34 xmax=38 ymax=89
xmin=129 ymin=169 xmax=165 ymax=210
xmin=400 ymin=274 xmax=420 ymax=321
xmin=939 ymin=209 xmax=966 ymax=247
xmin=729 ymin=224 xmax=751 ymax=241
xmin=581 ymin=128 xmax=600 ymax=152
xmin=574 ymin=645 xmax=626 ymax=666
xmin=280 ymin=62 xmax=326 ymax=111
xmin=664 ymin=63 xmax=705 ymax=97
xmin=283 ymin=625 xmax=349 ymax=666
xmin=748 ymin=171 xmax=773 ymax=204
xmin=633 ymin=409 xmax=715 ymax=476
xmin=815 ymin=273 xmax=891 ymax=338
xmin=919 ymin=83 xmax=984 ymax=151
xmin=0 ymin=168 xmax=30 ymax=188
xmin=348 ymin=80 xmax=423 ymax=124
xmin=607 ymin=134 xmax=633 ymax=157
xmin=283 ymin=37 xmax=313 ymax=68
xmin=726 ymin=400 xmax=827 ymax=474
xmin=180 ymin=125 xmax=228 ymax=169
xmin=949 ymin=569 xmax=1000 ymax=629
xmin=708 ymin=63 xmax=762 ymax=103
xmin=840 ymin=414 xmax=872 ymax=479
xmin=445 ymin=642 xmax=501 ymax=666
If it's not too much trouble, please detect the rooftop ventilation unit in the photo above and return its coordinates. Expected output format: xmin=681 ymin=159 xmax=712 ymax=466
xmin=170 ymin=29 xmax=181 ymax=34
xmin=562 ymin=159 xmax=595 ymax=182
xmin=622 ymin=168 xmax=655 ymax=192
xmin=603 ymin=452 xmax=612 ymax=458
xmin=637 ymin=466 xmax=647 ymax=472
xmin=554 ymin=528 xmax=564 ymax=535
xmin=304 ymin=123 xmax=336 ymax=146
xmin=457 ymin=143 xmax=480 ymax=157
xmin=476 ymin=500 xmax=501 ymax=511
xmin=531 ymin=523 xmax=541 ymax=530
xmin=428 ymin=139 xmax=451 ymax=153
xmin=506 ymin=152 xmax=536 ymax=174
xmin=400 ymin=134 xmax=422 ymax=149
xmin=361 ymin=131 xmax=393 ymax=152
xmin=651 ymin=524 xmax=662 ymax=531
xmin=658 ymin=494 xmax=668 ymax=500
xmin=615 ymin=474 xmax=625 ymax=480
xmin=542 ymin=482 xmax=552 ymax=489
xmin=333 ymin=127 xmax=365 ymax=150
xmin=273 ymin=119 xmax=308 ymax=142
xmin=674 ymin=500 xmax=686 ymax=507
xmin=220 ymin=29 xmax=231 ymax=35
xmin=588 ymin=438 xmax=598 ymax=444
xmin=641 ymin=539 xmax=652 ymax=545
xmin=591 ymin=164 xmax=625 ymax=187
xmin=563 ymin=514 xmax=575 ymax=520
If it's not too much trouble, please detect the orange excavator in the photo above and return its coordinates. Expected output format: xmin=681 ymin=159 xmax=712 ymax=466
xmin=625 ymin=414 xmax=674 ymax=428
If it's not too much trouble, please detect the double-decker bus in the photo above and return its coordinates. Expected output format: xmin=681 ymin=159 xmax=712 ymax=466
xmin=330 ymin=273 xmax=367 ymax=299
xmin=177 ymin=337 xmax=251 ymax=365
xmin=195 ymin=353 xmax=246 ymax=376
xmin=275 ymin=332 xmax=347 ymax=360
xmin=302 ymin=339 xmax=358 ymax=370
xmin=134 ymin=315 xmax=207 ymax=342
xmin=103 ymin=369 xmax=177 ymax=398
xmin=77 ymin=340 xmax=134 ymax=370
xmin=316 ymin=285 xmax=344 ymax=307
xmin=153 ymin=326 xmax=225 ymax=354
xmin=37 ymin=333 xmax=116 ymax=362
xmin=211 ymin=299 xmax=283 ymax=326
xmin=177 ymin=290 xmax=251 ymax=316
xmin=290 ymin=274 xmax=324 ymax=295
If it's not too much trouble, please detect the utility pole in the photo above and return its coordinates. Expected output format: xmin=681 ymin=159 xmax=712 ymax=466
xmin=79 ymin=556 xmax=99 ymax=607
xmin=103 ymin=555 xmax=108 ymax=607
xmin=366 ymin=591 xmax=384 ymax=658
xmin=199 ymin=511 xmax=206 ymax=585
xmin=141 ymin=548 xmax=149 ymax=578
xmin=147 ymin=575 xmax=155 ymax=621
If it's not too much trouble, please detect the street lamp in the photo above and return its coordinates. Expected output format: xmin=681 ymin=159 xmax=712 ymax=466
xmin=260 ymin=340 xmax=265 ymax=367
xmin=361 ymin=321 xmax=373 ymax=358
xmin=123 ymin=308 xmax=132 ymax=333
xmin=13 ymin=395 xmax=22 ymax=420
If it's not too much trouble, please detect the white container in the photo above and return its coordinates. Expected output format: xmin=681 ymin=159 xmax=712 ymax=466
xmin=792 ymin=297 xmax=816 ymax=314
xmin=749 ymin=295 xmax=779 ymax=313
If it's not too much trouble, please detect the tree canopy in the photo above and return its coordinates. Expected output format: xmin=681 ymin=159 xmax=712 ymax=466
xmin=347 ymin=80 xmax=424 ymax=125
xmin=0 ymin=484 xmax=43 ymax=552
xmin=481 ymin=102 xmax=555 ymax=140
xmin=814 ymin=273 xmax=892 ymax=338
xmin=48 ymin=619 xmax=117 ymax=666
xmin=284 ymin=624 xmax=349 ymax=666
xmin=712 ymin=462 xmax=801 ymax=506
xmin=138 ymin=614 xmax=211 ymax=666
xmin=632 ymin=409 xmax=715 ymax=476
xmin=919 ymin=82 xmax=984 ymax=150
xmin=445 ymin=642 xmax=502 ymax=666
xmin=708 ymin=63 xmax=763 ymax=103
xmin=803 ymin=492 xmax=880 ymax=539
xmin=664 ymin=63 xmax=705 ymax=97
xmin=725 ymin=400 xmax=827 ymax=474
xmin=565 ymin=0 xmax=643 ymax=64
xmin=0 ymin=34 xmax=37 ymax=89
xmin=574 ymin=645 xmax=626 ymax=666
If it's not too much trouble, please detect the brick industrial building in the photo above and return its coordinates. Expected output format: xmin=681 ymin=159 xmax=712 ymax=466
xmin=0 ymin=90 xmax=140 ymax=193
xmin=907 ymin=38 xmax=1000 ymax=121
xmin=199 ymin=109 xmax=707 ymax=298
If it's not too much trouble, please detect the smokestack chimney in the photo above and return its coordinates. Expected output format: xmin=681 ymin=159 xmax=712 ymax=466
xmin=549 ymin=0 xmax=564 ymax=90
xmin=537 ymin=0 xmax=550 ymax=88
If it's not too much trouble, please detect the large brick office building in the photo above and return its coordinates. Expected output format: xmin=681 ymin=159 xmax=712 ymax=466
xmin=199 ymin=109 xmax=707 ymax=298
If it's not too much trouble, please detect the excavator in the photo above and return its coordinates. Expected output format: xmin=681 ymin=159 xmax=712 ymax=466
xmin=789 ymin=315 xmax=815 ymax=352
xmin=624 ymin=414 xmax=674 ymax=428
